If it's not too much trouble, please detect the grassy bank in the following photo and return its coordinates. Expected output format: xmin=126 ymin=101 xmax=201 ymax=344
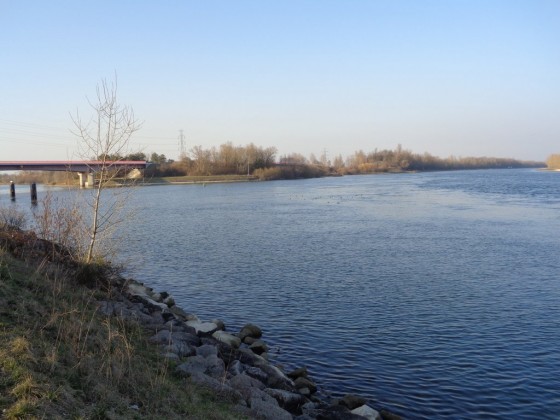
xmin=142 ymin=174 xmax=259 ymax=184
xmin=0 ymin=230 xmax=242 ymax=419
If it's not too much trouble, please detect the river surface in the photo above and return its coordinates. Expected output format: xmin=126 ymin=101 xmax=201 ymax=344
xmin=6 ymin=169 xmax=560 ymax=418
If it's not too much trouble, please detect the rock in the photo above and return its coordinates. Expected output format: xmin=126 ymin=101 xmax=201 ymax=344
xmin=149 ymin=330 xmax=172 ymax=344
xmin=298 ymin=387 xmax=311 ymax=397
xmin=317 ymin=404 xmax=367 ymax=420
xmin=188 ymin=372 xmax=242 ymax=402
xmin=239 ymin=323 xmax=262 ymax=341
xmin=245 ymin=366 xmax=269 ymax=384
xmin=247 ymin=388 xmax=292 ymax=420
xmin=254 ymin=361 xmax=295 ymax=391
xmin=295 ymin=376 xmax=318 ymax=394
xmin=288 ymin=366 xmax=309 ymax=379
xmin=265 ymin=388 xmax=308 ymax=414
xmin=211 ymin=318 xmax=226 ymax=331
xmin=227 ymin=373 xmax=267 ymax=400
xmin=249 ymin=339 xmax=268 ymax=355
xmin=168 ymin=305 xmax=190 ymax=320
xmin=379 ymin=409 xmax=402 ymax=420
xmin=351 ymin=405 xmax=381 ymax=420
xmin=212 ymin=330 xmax=242 ymax=349
xmin=171 ymin=331 xmax=201 ymax=347
xmin=127 ymin=283 xmax=170 ymax=312
xmin=161 ymin=342 xmax=195 ymax=358
xmin=339 ymin=394 xmax=368 ymax=410
xmin=227 ymin=359 xmax=244 ymax=376
xmin=196 ymin=344 xmax=218 ymax=358
xmin=176 ymin=354 xmax=225 ymax=380
xmin=149 ymin=330 xmax=200 ymax=348
xmin=237 ymin=347 xmax=265 ymax=365
xmin=204 ymin=354 xmax=226 ymax=379
xmin=243 ymin=336 xmax=258 ymax=345
xmin=185 ymin=320 xmax=219 ymax=336
xmin=176 ymin=355 xmax=207 ymax=376
xmin=150 ymin=311 xmax=165 ymax=324
xmin=163 ymin=296 xmax=175 ymax=307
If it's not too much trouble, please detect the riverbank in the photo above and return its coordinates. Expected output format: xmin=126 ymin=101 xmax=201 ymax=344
xmin=0 ymin=228 xmax=400 ymax=419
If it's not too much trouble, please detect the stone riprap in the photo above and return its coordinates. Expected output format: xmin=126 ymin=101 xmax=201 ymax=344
xmin=97 ymin=276 xmax=401 ymax=420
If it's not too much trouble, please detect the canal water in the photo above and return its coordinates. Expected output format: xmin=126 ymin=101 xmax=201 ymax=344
xmin=5 ymin=169 xmax=560 ymax=418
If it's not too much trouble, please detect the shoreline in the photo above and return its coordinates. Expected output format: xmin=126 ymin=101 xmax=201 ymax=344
xmin=103 ymin=274 xmax=402 ymax=419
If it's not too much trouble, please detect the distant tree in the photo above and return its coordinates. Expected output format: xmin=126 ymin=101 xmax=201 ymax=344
xmin=124 ymin=152 xmax=146 ymax=161
xmin=150 ymin=152 xmax=168 ymax=164
xmin=546 ymin=154 xmax=560 ymax=169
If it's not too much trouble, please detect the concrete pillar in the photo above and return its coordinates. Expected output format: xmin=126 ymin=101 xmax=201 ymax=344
xmin=9 ymin=181 xmax=15 ymax=200
xmin=30 ymin=183 xmax=38 ymax=204
xmin=78 ymin=172 xmax=86 ymax=188
xmin=86 ymin=172 xmax=94 ymax=188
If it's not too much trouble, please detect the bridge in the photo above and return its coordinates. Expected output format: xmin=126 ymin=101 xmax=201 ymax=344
xmin=0 ymin=160 xmax=148 ymax=188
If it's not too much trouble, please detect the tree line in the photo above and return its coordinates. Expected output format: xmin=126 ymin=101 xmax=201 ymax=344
xmin=0 ymin=143 xmax=546 ymax=185
xmin=144 ymin=143 xmax=543 ymax=179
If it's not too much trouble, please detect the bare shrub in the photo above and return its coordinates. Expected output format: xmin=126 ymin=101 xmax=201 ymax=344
xmin=0 ymin=206 xmax=27 ymax=231
xmin=33 ymin=192 xmax=86 ymax=259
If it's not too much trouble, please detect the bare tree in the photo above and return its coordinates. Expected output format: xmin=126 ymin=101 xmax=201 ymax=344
xmin=71 ymin=77 xmax=141 ymax=264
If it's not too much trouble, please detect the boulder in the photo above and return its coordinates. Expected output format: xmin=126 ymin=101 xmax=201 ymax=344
xmin=149 ymin=330 xmax=172 ymax=344
xmin=196 ymin=344 xmax=218 ymax=358
xmin=379 ymin=409 xmax=402 ymax=420
xmin=288 ymin=366 xmax=309 ymax=379
xmin=188 ymin=372 xmax=242 ymax=402
xmin=316 ymin=404 xmax=367 ymax=420
xmin=351 ymin=405 xmax=381 ymax=420
xmin=254 ymin=361 xmax=295 ymax=391
xmin=227 ymin=359 xmax=244 ymax=376
xmin=211 ymin=318 xmax=226 ymax=331
xmin=163 ymin=296 xmax=175 ymax=307
xmin=227 ymin=373 xmax=267 ymax=401
xmin=127 ymin=283 xmax=170 ymax=312
xmin=185 ymin=320 xmax=219 ymax=336
xmin=249 ymin=339 xmax=268 ymax=355
xmin=245 ymin=366 xmax=269 ymax=384
xmin=160 ymin=341 xmax=196 ymax=358
xmin=295 ymin=376 xmax=318 ymax=394
xmin=265 ymin=388 xmax=308 ymax=414
xmin=176 ymin=355 xmax=207 ymax=377
xmin=247 ymin=388 xmax=292 ymax=420
xmin=212 ymin=330 xmax=241 ymax=349
xmin=171 ymin=331 xmax=201 ymax=347
xmin=176 ymin=354 xmax=225 ymax=380
xmin=339 ymin=394 xmax=368 ymax=410
xmin=239 ymin=323 xmax=263 ymax=341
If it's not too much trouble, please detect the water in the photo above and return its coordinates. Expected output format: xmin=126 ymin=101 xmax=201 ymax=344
xmin=5 ymin=169 xmax=560 ymax=418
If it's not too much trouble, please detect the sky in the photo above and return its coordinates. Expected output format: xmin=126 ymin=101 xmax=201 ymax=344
xmin=1 ymin=0 xmax=559 ymax=162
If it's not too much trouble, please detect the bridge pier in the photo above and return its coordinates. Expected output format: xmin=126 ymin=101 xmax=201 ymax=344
xmin=78 ymin=172 xmax=95 ymax=188
xmin=10 ymin=181 xmax=15 ymax=200
xmin=30 ymin=183 xmax=38 ymax=204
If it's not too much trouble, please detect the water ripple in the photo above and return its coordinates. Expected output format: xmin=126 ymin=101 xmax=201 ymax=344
xmin=111 ymin=170 xmax=560 ymax=419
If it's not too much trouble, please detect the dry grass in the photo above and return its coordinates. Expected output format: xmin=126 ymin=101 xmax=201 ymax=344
xmin=0 ymin=230 xmax=245 ymax=419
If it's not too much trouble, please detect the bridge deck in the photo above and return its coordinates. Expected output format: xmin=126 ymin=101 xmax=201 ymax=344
xmin=0 ymin=161 xmax=148 ymax=172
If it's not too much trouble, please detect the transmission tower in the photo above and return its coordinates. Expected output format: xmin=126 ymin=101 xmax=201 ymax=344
xmin=178 ymin=129 xmax=186 ymax=159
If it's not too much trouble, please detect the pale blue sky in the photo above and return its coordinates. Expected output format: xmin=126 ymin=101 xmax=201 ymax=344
xmin=1 ymin=0 xmax=558 ymax=161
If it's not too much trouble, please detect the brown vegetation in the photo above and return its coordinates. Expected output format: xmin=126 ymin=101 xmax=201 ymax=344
xmin=0 ymin=208 xmax=241 ymax=419
xmin=546 ymin=154 xmax=560 ymax=170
